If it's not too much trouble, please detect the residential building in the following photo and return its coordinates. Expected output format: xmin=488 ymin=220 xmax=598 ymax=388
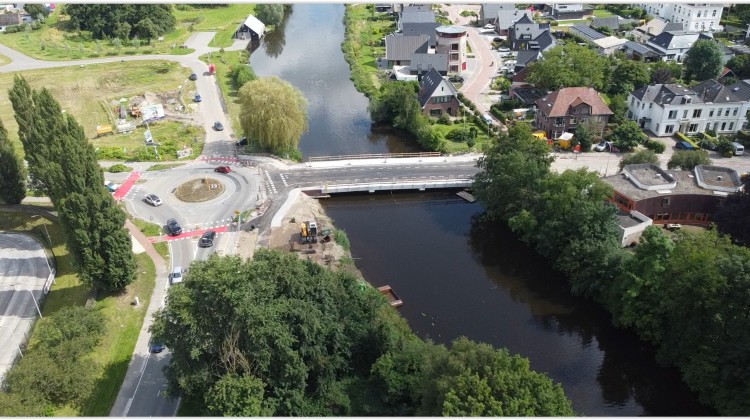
xmin=511 ymin=87 xmax=549 ymax=110
xmin=418 ymin=67 xmax=459 ymax=117
xmin=435 ymin=25 xmax=467 ymax=74
xmin=233 ymin=14 xmax=265 ymax=40
xmin=534 ymin=87 xmax=613 ymax=139
xmin=544 ymin=3 xmax=591 ymax=20
xmin=593 ymin=36 xmax=627 ymax=55
xmin=647 ymin=30 xmax=701 ymax=61
xmin=0 ymin=11 xmax=22 ymax=29
xmin=627 ymin=80 xmax=750 ymax=136
xmin=479 ymin=3 xmax=515 ymax=26
xmin=495 ymin=9 xmax=533 ymax=36
xmin=512 ymin=50 xmax=541 ymax=73
xmin=398 ymin=5 xmax=434 ymax=32
xmin=605 ymin=163 xmax=741 ymax=228
xmin=508 ymin=14 xmax=557 ymax=52
xmin=622 ymin=40 xmax=663 ymax=62
xmin=401 ymin=21 xmax=441 ymax=47
xmin=632 ymin=18 xmax=685 ymax=43
xmin=385 ymin=34 xmax=429 ymax=67
xmin=569 ymin=24 xmax=605 ymax=44
xmin=639 ymin=3 xmax=723 ymax=33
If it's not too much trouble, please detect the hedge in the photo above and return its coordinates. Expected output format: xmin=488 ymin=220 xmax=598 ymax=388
xmin=675 ymin=132 xmax=700 ymax=149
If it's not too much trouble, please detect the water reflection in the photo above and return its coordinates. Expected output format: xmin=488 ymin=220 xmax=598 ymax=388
xmin=263 ymin=7 xmax=291 ymax=58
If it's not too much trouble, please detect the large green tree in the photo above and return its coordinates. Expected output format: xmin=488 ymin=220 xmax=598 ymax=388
xmin=610 ymin=59 xmax=651 ymax=95
xmin=0 ymin=117 xmax=26 ymax=204
xmin=713 ymin=176 xmax=750 ymax=245
xmin=526 ymin=43 xmax=609 ymax=90
xmin=238 ymin=76 xmax=308 ymax=155
xmin=618 ymin=148 xmax=659 ymax=171
xmin=255 ymin=4 xmax=284 ymax=26
xmin=606 ymin=120 xmax=643 ymax=151
xmin=667 ymin=149 xmax=711 ymax=170
xmin=683 ymin=39 xmax=724 ymax=82
xmin=65 ymin=4 xmax=175 ymax=39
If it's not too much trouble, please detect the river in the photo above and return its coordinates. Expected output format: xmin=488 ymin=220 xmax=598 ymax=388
xmin=248 ymin=4 xmax=714 ymax=416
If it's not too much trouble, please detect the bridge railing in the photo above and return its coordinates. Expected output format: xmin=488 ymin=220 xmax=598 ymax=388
xmin=307 ymin=152 xmax=441 ymax=162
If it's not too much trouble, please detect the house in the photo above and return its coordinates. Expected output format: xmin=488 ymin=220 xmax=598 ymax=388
xmin=374 ymin=4 xmax=393 ymax=13
xmin=632 ymin=18 xmax=685 ymax=43
xmin=647 ymin=31 xmax=701 ymax=62
xmin=508 ymin=14 xmax=557 ymax=52
xmin=480 ymin=3 xmax=515 ymax=26
xmin=0 ymin=11 xmax=22 ymax=28
xmin=418 ymin=67 xmax=459 ymax=117
xmin=639 ymin=3 xmax=723 ymax=33
xmin=234 ymin=14 xmax=265 ymax=40
xmin=593 ymin=36 xmax=627 ymax=56
xmin=409 ymin=48 xmax=449 ymax=78
xmin=513 ymin=50 xmax=541 ymax=73
xmin=401 ymin=21 xmax=441 ymax=47
xmin=544 ymin=3 xmax=592 ymax=20
xmin=622 ymin=40 xmax=663 ymax=62
xmin=435 ymin=25 xmax=468 ymax=74
xmin=590 ymin=17 xmax=621 ymax=33
xmin=534 ymin=87 xmax=613 ymax=139
xmin=385 ymin=34 xmax=429 ymax=67
xmin=627 ymin=80 xmax=750 ymax=136
xmin=604 ymin=163 xmax=741 ymax=229
xmin=495 ymin=9 xmax=533 ymax=36
xmin=569 ymin=24 xmax=605 ymax=44
xmin=511 ymin=87 xmax=549 ymax=110
xmin=398 ymin=5 xmax=434 ymax=32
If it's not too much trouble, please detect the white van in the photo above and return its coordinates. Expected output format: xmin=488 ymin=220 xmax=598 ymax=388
xmin=170 ymin=266 xmax=183 ymax=285
xmin=731 ymin=142 xmax=744 ymax=156
xmin=483 ymin=114 xmax=493 ymax=125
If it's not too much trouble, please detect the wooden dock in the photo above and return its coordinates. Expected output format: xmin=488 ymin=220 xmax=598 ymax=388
xmin=378 ymin=285 xmax=403 ymax=308
xmin=456 ymin=190 xmax=476 ymax=203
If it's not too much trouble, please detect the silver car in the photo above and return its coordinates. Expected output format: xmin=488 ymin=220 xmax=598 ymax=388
xmin=144 ymin=193 xmax=163 ymax=207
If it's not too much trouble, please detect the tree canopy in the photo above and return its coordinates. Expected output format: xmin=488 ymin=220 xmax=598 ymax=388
xmin=255 ymin=4 xmax=284 ymax=26
xmin=618 ymin=149 xmax=659 ymax=171
xmin=712 ymin=176 xmax=750 ymax=245
xmin=0 ymin=117 xmax=26 ymax=204
xmin=238 ymin=76 xmax=308 ymax=155
xmin=606 ymin=120 xmax=644 ymax=152
xmin=609 ymin=59 xmax=650 ymax=95
xmin=65 ymin=5 xmax=175 ymax=39
xmin=667 ymin=149 xmax=711 ymax=170
xmin=683 ymin=39 xmax=724 ymax=82
xmin=151 ymin=250 xmax=574 ymax=416
xmin=526 ymin=43 xmax=609 ymax=91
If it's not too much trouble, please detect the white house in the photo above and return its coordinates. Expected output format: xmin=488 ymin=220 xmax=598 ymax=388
xmin=639 ymin=3 xmax=723 ymax=33
xmin=647 ymin=31 xmax=700 ymax=61
xmin=627 ymin=80 xmax=750 ymax=136
xmin=593 ymin=36 xmax=627 ymax=56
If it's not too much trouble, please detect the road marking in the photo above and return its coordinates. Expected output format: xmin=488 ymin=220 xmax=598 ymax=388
xmin=264 ymin=170 xmax=277 ymax=194
xmin=126 ymin=353 xmax=151 ymax=416
xmin=280 ymin=173 xmax=289 ymax=187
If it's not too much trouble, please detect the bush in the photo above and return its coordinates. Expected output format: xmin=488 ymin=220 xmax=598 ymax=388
xmin=437 ymin=114 xmax=451 ymax=125
xmin=643 ymin=139 xmax=666 ymax=153
xmin=108 ymin=163 xmax=132 ymax=173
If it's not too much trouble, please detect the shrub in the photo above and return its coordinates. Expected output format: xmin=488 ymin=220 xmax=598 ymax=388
xmin=333 ymin=229 xmax=350 ymax=251
xmin=643 ymin=139 xmax=666 ymax=153
xmin=108 ymin=163 xmax=132 ymax=173
xmin=437 ymin=114 xmax=451 ymax=125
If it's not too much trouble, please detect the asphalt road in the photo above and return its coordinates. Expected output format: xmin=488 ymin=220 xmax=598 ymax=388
xmin=0 ymin=233 xmax=51 ymax=382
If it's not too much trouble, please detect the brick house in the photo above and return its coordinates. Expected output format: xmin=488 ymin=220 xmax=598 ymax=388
xmin=418 ymin=67 xmax=459 ymax=117
xmin=534 ymin=87 xmax=612 ymax=139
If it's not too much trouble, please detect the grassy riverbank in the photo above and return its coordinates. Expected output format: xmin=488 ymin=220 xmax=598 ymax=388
xmin=342 ymin=4 xmax=394 ymax=98
xmin=199 ymin=50 xmax=250 ymax=134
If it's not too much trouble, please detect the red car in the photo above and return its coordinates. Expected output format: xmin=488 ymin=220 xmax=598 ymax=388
xmin=214 ymin=166 xmax=231 ymax=174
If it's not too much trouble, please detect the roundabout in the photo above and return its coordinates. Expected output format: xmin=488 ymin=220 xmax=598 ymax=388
xmin=174 ymin=177 xmax=225 ymax=202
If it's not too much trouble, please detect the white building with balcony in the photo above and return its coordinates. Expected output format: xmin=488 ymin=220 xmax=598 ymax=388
xmin=639 ymin=3 xmax=723 ymax=32
xmin=627 ymin=80 xmax=750 ymax=137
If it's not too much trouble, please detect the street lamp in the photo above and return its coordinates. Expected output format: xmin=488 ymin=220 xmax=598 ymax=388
xmin=0 ymin=325 xmax=24 ymax=358
xmin=4 ymin=284 xmax=43 ymax=319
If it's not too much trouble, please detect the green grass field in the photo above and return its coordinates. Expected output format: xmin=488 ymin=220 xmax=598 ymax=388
xmin=131 ymin=217 xmax=163 ymax=237
xmin=0 ymin=60 xmax=195 ymax=153
xmin=431 ymin=122 xmax=492 ymax=153
xmin=0 ymin=211 xmax=156 ymax=416
xmin=152 ymin=242 xmax=170 ymax=261
xmin=173 ymin=4 xmax=256 ymax=48
xmin=592 ymin=9 xmax=615 ymax=17
xmin=0 ymin=53 xmax=9 ymax=66
xmin=200 ymin=50 xmax=250 ymax=133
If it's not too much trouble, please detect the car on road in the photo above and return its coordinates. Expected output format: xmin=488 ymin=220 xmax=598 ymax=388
xmin=144 ymin=193 xmax=162 ymax=207
xmin=199 ymin=230 xmax=217 ymax=247
xmin=166 ymin=218 xmax=182 ymax=236
xmin=105 ymin=181 xmax=119 ymax=192
xmin=170 ymin=266 xmax=183 ymax=285
xmin=448 ymin=75 xmax=464 ymax=83
xmin=594 ymin=141 xmax=610 ymax=152
xmin=149 ymin=340 xmax=166 ymax=353
xmin=498 ymin=47 xmax=510 ymax=53
xmin=194 ymin=93 xmax=202 ymax=102
xmin=484 ymin=24 xmax=495 ymax=29
xmin=215 ymin=166 xmax=231 ymax=174
xmin=213 ymin=121 xmax=224 ymax=131
xmin=188 ymin=73 xmax=197 ymax=81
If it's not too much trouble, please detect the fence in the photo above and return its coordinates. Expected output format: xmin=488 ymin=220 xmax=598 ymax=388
xmin=307 ymin=152 xmax=441 ymax=162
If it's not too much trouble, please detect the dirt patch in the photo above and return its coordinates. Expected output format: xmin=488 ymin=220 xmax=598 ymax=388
xmin=175 ymin=178 xmax=225 ymax=202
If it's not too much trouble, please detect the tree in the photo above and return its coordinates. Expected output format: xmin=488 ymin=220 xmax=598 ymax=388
xmin=24 ymin=3 xmax=49 ymax=18
xmin=526 ymin=43 xmax=609 ymax=90
xmin=206 ymin=374 xmax=272 ymax=416
xmin=608 ymin=94 xmax=627 ymax=124
xmin=618 ymin=149 xmax=659 ymax=171
xmin=228 ymin=65 xmax=256 ymax=90
xmin=0 ymin=117 xmax=26 ymax=204
xmin=66 ymin=5 xmax=175 ymax=39
xmin=135 ymin=18 xmax=158 ymax=44
xmin=238 ymin=76 xmax=308 ymax=155
xmin=650 ymin=60 xmax=683 ymax=84
xmin=606 ymin=120 xmax=643 ymax=152
xmin=667 ymin=149 xmax=711 ymax=170
xmin=727 ymin=53 xmax=750 ymax=78
xmin=712 ymin=176 xmax=750 ymax=245
xmin=255 ymin=4 xmax=284 ymax=26
xmin=574 ymin=120 xmax=594 ymax=152
xmin=610 ymin=60 xmax=650 ymax=95
xmin=113 ymin=21 xmax=131 ymax=41
xmin=683 ymin=39 xmax=723 ymax=82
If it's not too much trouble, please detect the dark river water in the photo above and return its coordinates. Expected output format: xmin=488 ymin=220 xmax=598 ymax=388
xmin=249 ymin=4 xmax=714 ymax=416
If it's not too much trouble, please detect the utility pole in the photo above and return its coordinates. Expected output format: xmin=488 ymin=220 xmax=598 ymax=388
xmin=0 ymin=325 xmax=23 ymax=358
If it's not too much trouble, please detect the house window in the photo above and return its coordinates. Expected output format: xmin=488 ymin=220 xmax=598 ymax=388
xmin=721 ymin=122 xmax=727 ymax=130
xmin=451 ymin=44 xmax=459 ymax=51
xmin=664 ymin=124 xmax=675 ymax=134
xmin=733 ymin=108 xmax=739 ymax=116
xmin=712 ymin=9 xmax=717 ymax=17
xmin=709 ymin=109 xmax=714 ymax=117
xmin=430 ymin=109 xmax=442 ymax=116
xmin=631 ymin=97 xmax=635 ymax=106
xmin=725 ymin=108 xmax=731 ymax=117
xmin=718 ymin=108 xmax=723 ymax=116
xmin=692 ymin=109 xmax=702 ymax=118
xmin=706 ymin=123 xmax=712 ymax=131
xmin=729 ymin=122 xmax=735 ymax=130
xmin=570 ymin=117 xmax=578 ymax=125
xmin=656 ymin=123 xmax=660 ymax=132
xmin=450 ymin=65 xmax=459 ymax=72
xmin=649 ymin=103 xmax=653 ymax=109
xmin=668 ymin=110 xmax=678 ymax=119
xmin=688 ymin=123 xmax=699 ymax=132
xmin=662 ymin=198 xmax=671 ymax=207
xmin=642 ymin=103 xmax=645 ymax=110
xmin=554 ymin=117 xmax=565 ymax=126
xmin=683 ymin=110 xmax=688 ymax=119
xmin=450 ymin=53 xmax=459 ymax=61
xmin=697 ymin=11 xmax=701 ymax=17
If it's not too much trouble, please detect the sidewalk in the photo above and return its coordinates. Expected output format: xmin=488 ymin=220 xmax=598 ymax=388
xmin=109 ymin=220 xmax=169 ymax=416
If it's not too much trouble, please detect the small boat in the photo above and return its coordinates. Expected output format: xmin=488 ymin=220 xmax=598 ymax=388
xmin=378 ymin=285 xmax=403 ymax=308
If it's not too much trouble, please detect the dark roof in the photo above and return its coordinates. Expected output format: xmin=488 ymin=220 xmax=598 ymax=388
xmin=418 ymin=67 xmax=457 ymax=107
xmin=726 ymin=80 xmax=750 ymax=102
xmin=533 ymin=30 xmax=557 ymax=52
xmin=385 ymin=35 xmax=429 ymax=61
xmin=410 ymin=53 xmax=448 ymax=73
xmin=400 ymin=6 xmax=435 ymax=24
xmin=512 ymin=87 xmax=549 ymax=106
xmin=623 ymin=40 xmax=662 ymax=56
xmin=514 ymin=13 xmax=534 ymax=25
xmin=481 ymin=3 xmax=514 ymax=20
xmin=665 ymin=22 xmax=686 ymax=32
xmin=515 ymin=50 xmax=541 ymax=68
xmin=536 ymin=87 xmax=612 ymax=117
xmin=496 ymin=9 xmax=533 ymax=30
xmin=648 ymin=31 xmax=699 ymax=51
xmin=692 ymin=79 xmax=741 ymax=103
xmin=570 ymin=24 xmax=605 ymax=42
xmin=631 ymin=83 xmax=697 ymax=105
xmin=591 ymin=17 xmax=620 ymax=31
xmin=402 ymin=21 xmax=440 ymax=46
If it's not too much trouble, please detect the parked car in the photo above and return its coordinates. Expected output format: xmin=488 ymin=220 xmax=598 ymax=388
xmin=188 ymin=73 xmax=197 ymax=81
xmin=215 ymin=166 xmax=231 ymax=174
xmin=594 ymin=141 xmax=609 ymax=152
xmin=166 ymin=218 xmax=182 ymax=236
xmin=213 ymin=121 xmax=224 ymax=131
xmin=144 ymin=193 xmax=163 ymax=207
xmin=105 ymin=181 xmax=119 ymax=192
xmin=236 ymin=136 xmax=248 ymax=146
xmin=199 ymin=230 xmax=217 ymax=247
xmin=149 ymin=340 xmax=166 ymax=353
xmin=194 ymin=93 xmax=202 ymax=102
xmin=484 ymin=24 xmax=495 ymax=30
xmin=448 ymin=75 xmax=464 ymax=83
xmin=493 ymin=37 xmax=503 ymax=42
xmin=498 ymin=47 xmax=510 ymax=53
xmin=170 ymin=266 xmax=183 ymax=284
xmin=676 ymin=141 xmax=696 ymax=150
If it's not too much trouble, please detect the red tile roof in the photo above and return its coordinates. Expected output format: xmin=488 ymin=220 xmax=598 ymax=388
xmin=535 ymin=87 xmax=612 ymax=118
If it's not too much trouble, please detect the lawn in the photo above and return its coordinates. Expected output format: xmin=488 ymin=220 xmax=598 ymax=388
xmin=0 ymin=211 xmax=156 ymax=416
xmin=199 ymin=50 xmax=250 ymax=133
xmin=93 ymin=120 xmax=205 ymax=162
xmin=0 ymin=9 xmax=194 ymax=61
xmin=592 ymin=9 xmax=615 ymax=18
xmin=343 ymin=5 xmax=395 ymax=97
xmin=431 ymin=122 xmax=492 ymax=154
xmin=0 ymin=60 xmax=195 ymax=154
xmin=131 ymin=217 xmax=163 ymax=237
xmin=173 ymin=4 xmax=256 ymax=48
xmin=0 ymin=53 xmax=9 ymax=66
xmin=146 ymin=163 xmax=187 ymax=171
xmin=152 ymin=242 xmax=170 ymax=261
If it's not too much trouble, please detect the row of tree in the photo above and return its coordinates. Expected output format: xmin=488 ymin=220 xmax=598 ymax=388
xmin=8 ymin=76 xmax=135 ymax=292
xmin=151 ymin=250 xmax=574 ymax=416
xmin=473 ymin=123 xmax=750 ymax=415
xmin=65 ymin=5 xmax=175 ymax=42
